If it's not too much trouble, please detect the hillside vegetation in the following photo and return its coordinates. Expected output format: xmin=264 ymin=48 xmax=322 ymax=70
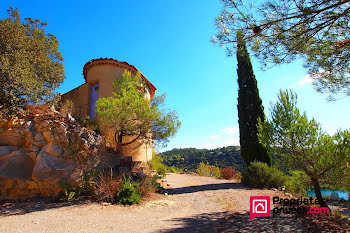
xmin=159 ymin=146 xmax=245 ymax=172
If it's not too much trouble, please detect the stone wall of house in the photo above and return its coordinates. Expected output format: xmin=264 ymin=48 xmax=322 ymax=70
xmin=0 ymin=106 xmax=120 ymax=200
xmin=60 ymin=83 xmax=90 ymax=118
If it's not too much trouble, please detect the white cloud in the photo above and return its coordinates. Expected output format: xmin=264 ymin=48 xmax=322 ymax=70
xmin=177 ymin=126 xmax=241 ymax=150
xmin=290 ymin=74 xmax=313 ymax=88
xmin=178 ymin=126 xmax=240 ymax=150
xmin=221 ymin=127 xmax=239 ymax=135
xmin=200 ymin=138 xmax=239 ymax=149
xmin=210 ymin=134 xmax=221 ymax=140
xmin=223 ymin=138 xmax=240 ymax=146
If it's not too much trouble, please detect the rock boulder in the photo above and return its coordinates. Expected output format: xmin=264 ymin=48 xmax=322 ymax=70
xmin=0 ymin=105 xmax=119 ymax=200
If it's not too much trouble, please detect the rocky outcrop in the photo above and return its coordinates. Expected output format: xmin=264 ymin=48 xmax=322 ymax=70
xmin=0 ymin=105 xmax=120 ymax=200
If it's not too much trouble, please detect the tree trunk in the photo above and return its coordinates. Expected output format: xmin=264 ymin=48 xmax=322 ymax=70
xmin=114 ymin=131 xmax=123 ymax=155
xmin=311 ymin=177 xmax=328 ymax=208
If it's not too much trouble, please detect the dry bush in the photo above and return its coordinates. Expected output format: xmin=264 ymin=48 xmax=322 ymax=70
xmin=95 ymin=169 xmax=122 ymax=203
xmin=137 ymin=175 xmax=159 ymax=197
xmin=60 ymin=100 xmax=75 ymax=116
xmin=66 ymin=131 xmax=88 ymax=166
xmin=66 ymin=129 xmax=106 ymax=173
xmin=220 ymin=167 xmax=241 ymax=181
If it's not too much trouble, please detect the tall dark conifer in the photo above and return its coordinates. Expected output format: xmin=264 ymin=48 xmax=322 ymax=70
xmin=236 ymin=31 xmax=271 ymax=166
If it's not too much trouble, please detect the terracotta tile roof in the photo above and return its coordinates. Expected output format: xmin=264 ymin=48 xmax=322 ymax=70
xmin=82 ymin=58 xmax=156 ymax=97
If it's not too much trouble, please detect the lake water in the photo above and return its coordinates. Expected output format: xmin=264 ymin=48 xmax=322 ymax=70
xmin=307 ymin=189 xmax=349 ymax=201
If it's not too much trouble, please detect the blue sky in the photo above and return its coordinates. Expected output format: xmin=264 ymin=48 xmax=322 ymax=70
xmin=1 ymin=0 xmax=349 ymax=152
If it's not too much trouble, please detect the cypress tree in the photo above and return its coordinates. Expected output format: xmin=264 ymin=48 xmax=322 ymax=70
xmin=236 ymin=31 xmax=272 ymax=166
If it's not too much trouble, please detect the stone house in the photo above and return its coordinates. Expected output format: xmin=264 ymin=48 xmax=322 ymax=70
xmin=60 ymin=58 xmax=156 ymax=163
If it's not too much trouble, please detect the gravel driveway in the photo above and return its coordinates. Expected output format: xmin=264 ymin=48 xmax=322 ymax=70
xmin=0 ymin=174 xmax=307 ymax=233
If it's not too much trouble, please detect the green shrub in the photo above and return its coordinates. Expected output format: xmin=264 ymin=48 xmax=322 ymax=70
xmin=74 ymin=115 xmax=101 ymax=134
xmin=58 ymin=171 xmax=97 ymax=202
xmin=242 ymin=161 xmax=286 ymax=189
xmin=59 ymin=171 xmax=148 ymax=205
xmin=285 ymin=170 xmax=311 ymax=196
xmin=196 ymin=162 xmax=221 ymax=178
xmin=82 ymin=115 xmax=101 ymax=134
xmin=157 ymin=165 xmax=167 ymax=177
xmin=58 ymin=180 xmax=79 ymax=202
xmin=167 ymin=166 xmax=180 ymax=173
xmin=79 ymin=171 xmax=97 ymax=195
xmin=115 ymin=177 xmax=141 ymax=205
xmin=150 ymin=152 xmax=167 ymax=177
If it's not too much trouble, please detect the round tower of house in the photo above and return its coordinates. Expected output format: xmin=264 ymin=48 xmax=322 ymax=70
xmin=83 ymin=58 xmax=156 ymax=100
xmin=82 ymin=58 xmax=156 ymax=163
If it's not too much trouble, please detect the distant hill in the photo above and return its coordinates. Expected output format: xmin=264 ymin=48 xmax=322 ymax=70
xmin=159 ymin=146 xmax=245 ymax=172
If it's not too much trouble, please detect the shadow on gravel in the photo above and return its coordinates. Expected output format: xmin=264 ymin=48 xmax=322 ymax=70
xmin=169 ymin=183 xmax=249 ymax=195
xmin=163 ymin=211 xmax=308 ymax=233
xmin=0 ymin=197 xmax=92 ymax=217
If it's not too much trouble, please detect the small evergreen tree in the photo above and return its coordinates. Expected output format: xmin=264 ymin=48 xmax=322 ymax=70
xmin=258 ymin=89 xmax=350 ymax=206
xmin=0 ymin=8 xmax=64 ymax=117
xmin=95 ymin=71 xmax=181 ymax=153
xmin=236 ymin=31 xmax=271 ymax=166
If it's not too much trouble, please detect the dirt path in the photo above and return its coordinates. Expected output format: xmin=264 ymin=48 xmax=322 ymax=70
xmin=0 ymin=174 xmax=307 ymax=233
